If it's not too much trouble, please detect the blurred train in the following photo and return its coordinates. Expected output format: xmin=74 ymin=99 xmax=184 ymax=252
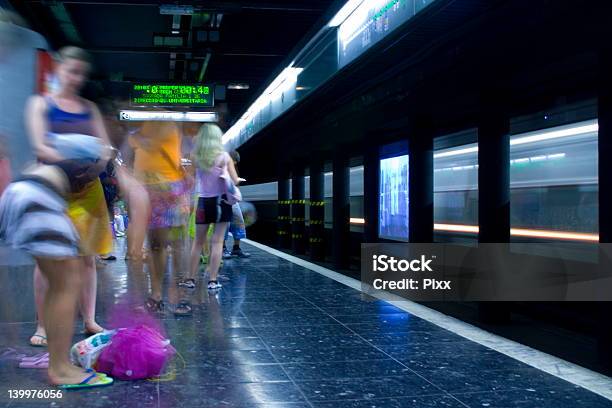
xmin=240 ymin=119 xmax=599 ymax=243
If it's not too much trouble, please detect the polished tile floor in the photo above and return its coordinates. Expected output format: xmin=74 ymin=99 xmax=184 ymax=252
xmin=0 ymin=241 xmax=611 ymax=407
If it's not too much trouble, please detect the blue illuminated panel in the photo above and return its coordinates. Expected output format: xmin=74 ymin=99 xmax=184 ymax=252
xmin=379 ymin=154 xmax=409 ymax=241
xmin=339 ymin=0 xmax=434 ymax=68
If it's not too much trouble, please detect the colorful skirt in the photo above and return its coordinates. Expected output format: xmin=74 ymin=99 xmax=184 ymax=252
xmin=67 ymin=179 xmax=113 ymax=256
xmin=145 ymin=179 xmax=190 ymax=229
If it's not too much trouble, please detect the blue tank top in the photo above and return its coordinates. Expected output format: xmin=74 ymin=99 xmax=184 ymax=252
xmin=46 ymin=97 xmax=96 ymax=137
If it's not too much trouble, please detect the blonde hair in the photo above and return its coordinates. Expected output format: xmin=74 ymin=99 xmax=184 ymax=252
xmin=192 ymin=123 xmax=225 ymax=169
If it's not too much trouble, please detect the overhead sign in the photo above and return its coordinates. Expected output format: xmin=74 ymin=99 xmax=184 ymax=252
xmin=130 ymin=83 xmax=214 ymax=107
xmin=119 ymin=110 xmax=217 ymax=122
xmin=338 ymin=0 xmax=433 ymax=68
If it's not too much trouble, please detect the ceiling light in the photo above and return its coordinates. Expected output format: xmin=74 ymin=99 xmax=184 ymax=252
xmin=228 ymin=83 xmax=250 ymax=90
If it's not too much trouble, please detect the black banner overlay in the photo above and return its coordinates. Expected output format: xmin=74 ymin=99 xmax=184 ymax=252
xmin=361 ymin=243 xmax=612 ymax=301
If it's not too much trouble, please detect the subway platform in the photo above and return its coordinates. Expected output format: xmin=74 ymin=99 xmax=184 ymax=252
xmin=0 ymin=241 xmax=611 ymax=408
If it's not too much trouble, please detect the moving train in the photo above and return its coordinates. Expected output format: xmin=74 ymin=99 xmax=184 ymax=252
xmin=240 ymin=119 xmax=599 ymax=243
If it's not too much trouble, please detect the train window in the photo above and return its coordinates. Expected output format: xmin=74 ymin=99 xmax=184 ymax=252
xmin=433 ymin=130 xmax=479 ymax=242
xmin=509 ymin=119 xmax=598 ymax=242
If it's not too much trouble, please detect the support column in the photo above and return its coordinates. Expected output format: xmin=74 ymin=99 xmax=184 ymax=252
xmin=409 ymin=117 xmax=434 ymax=242
xmin=478 ymin=93 xmax=511 ymax=323
xmin=309 ymin=158 xmax=325 ymax=261
xmin=363 ymin=141 xmax=380 ymax=243
xmin=478 ymin=111 xmax=510 ymax=243
xmin=332 ymin=150 xmax=350 ymax=269
xmin=597 ymin=46 xmax=612 ymax=368
xmin=277 ymin=165 xmax=291 ymax=249
xmin=291 ymin=165 xmax=306 ymax=254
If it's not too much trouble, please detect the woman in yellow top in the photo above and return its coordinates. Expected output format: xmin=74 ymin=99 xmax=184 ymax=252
xmin=127 ymin=120 xmax=192 ymax=315
xmin=25 ymin=47 xmax=112 ymax=345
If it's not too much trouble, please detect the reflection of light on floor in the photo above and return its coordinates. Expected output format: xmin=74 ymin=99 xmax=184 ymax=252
xmin=433 ymin=223 xmax=599 ymax=242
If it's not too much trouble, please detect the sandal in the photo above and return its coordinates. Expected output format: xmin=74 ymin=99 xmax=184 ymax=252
xmin=57 ymin=372 xmax=114 ymax=390
xmin=174 ymin=301 xmax=192 ymax=316
xmin=29 ymin=334 xmax=47 ymax=347
xmin=145 ymin=297 xmax=164 ymax=312
xmin=178 ymin=278 xmax=196 ymax=289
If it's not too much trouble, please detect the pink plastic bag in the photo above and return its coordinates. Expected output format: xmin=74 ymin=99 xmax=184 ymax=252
xmin=95 ymin=325 xmax=175 ymax=380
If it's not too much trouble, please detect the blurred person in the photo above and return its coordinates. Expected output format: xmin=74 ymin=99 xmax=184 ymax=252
xmin=99 ymin=160 xmax=119 ymax=261
xmin=183 ymin=124 xmax=240 ymax=290
xmin=222 ymin=150 xmax=250 ymax=259
xmin=0 ymin=148 xmax=114 ymax=388
xmin=99 ymin=103 xmax=151 ymax=261
xmin=0 ymin=134 xmax=11 ymax=195
xmin=25 ymin=46 xmax=112 ymax=346
xmin=128 ymin=120 xmax=192 ymax=315
xmin=113 ymin=206 xmax=126 ymax=237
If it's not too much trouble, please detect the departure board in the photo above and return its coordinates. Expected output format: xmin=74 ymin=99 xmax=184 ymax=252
xmin=130 ymin=83 xmax=214 ymax=107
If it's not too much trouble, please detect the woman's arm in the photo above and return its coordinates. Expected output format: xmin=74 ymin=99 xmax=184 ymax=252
xmin=227 ymin=155 xmax=240 ymax=185
xmin=24 ymin=95 xmax=63 ymax=163
xmin=88 ymin=101 xmax=114 ymax=162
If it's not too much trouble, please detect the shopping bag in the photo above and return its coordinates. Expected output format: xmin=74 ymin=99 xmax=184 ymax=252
xmin=70 ymin=331 xmax=116 ymax=370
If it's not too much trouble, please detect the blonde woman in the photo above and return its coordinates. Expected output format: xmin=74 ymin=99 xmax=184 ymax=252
xmin=183 ymin=124 xmax=239 ymax=290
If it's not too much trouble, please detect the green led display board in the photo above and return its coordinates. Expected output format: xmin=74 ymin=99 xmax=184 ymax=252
xmin=130 ymin=83 xmax=214 ymax=107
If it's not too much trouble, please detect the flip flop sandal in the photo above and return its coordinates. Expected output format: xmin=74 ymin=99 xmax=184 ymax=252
xmin=29 ymin=334 xmax=47 ymax=347
xmin=85 ymin=368 xmax=108 ymax=378
xmin=57 ymin=372 xmax=114 ymax=390
xmin=145 ymin=297 xmax=164 ymax=312
xmin=178 ymin=279 xmax=196 ymax=289
xmin=174 ymin=301 xmax=192 ymax=316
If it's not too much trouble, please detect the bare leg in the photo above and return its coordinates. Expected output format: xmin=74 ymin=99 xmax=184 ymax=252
xmin=126 ymin=187 xmax=149 ymax=260
xmin=118 ymin=169 xmax=150 ymax=260
xmin=31 ymin=264 xmax=48 ymax=345
xmin=79 ymin=256 xmax=103 ymax=334
xmin=148 ymin=228 xmax=169 ymax=302
xmin=208 ymin=222 xmax=228 ymax=282
xmin=202 ymin=226 xmax=210 ymax=257
xmin=189 ymin=224 xmax=209 ymax=280
xmin=170 ymin=227 xmax=187 ymax=280
xmin=37 ymin=257 xmax=105 ymax=386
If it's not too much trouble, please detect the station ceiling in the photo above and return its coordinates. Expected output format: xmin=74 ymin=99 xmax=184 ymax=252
xmin=7 ymin=0 xmax=339 ymax=127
